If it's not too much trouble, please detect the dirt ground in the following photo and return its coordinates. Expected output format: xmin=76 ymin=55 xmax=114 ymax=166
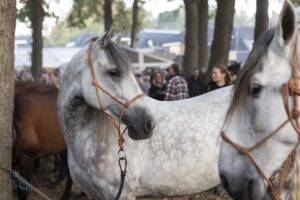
xmin=12 ymin=157 xmax=232 ymax=200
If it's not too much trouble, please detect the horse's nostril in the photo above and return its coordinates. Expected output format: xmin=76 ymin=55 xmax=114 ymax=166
xmin=144 ymin=119 xmax=155 ymax=134
xmin=220 ymin=174 xmax=230 ymax=191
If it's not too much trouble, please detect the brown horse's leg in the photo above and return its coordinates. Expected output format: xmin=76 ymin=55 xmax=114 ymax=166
xmin=54 ymin=154 xmax=59 ymax=171
xmin=33 ymin=158 xmax=40 ymax=170
xmin=17 ymin=154 xmax=34 ymax=200
xmin=59 ymin=166 xmax=72 ymax=200
xmin=56 ymin=150 xmax=68 ymax=183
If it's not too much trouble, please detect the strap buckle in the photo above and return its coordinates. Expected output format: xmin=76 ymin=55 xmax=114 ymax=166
xmin=118 ymin=150 xmax=127 ymax=173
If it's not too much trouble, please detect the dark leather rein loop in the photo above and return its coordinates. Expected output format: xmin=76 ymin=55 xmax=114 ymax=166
xmin=87 ymin=42 xmax=145 ymax=199
xmin=221 ymin=38 xmax=300 ymax=199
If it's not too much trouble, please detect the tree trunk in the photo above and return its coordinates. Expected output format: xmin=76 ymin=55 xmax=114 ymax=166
xmin=207 ymin=0 xmax=235 ymax=81
xmin=130 ymin=0 xmax=139 ymax=48
xmin=183 ymin=0 xmax=199 ymax=75
xmin=0 ymin=0 xmax=16 ymax=199
xmin=198 ymin=0 xmax=208 ymax=71
xmin=254 ymin=0 xmax=269 ymax=42
xmin=30 ymin=0 xmax=44 ymax=82
xmin=104 ymin=0 xmax=113 ymax=31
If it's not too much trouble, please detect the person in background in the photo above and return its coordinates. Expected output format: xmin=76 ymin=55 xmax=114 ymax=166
xmin=165 ymin=63 xmax=188 ymax=101
xmin=142 ymin=72 xmax=151 ymax=93
xmin=204 ymin=64 xmax=232 ymax=93
xmin=51 ymin=69 xmax=60 ymax=88
xmin=20 ymin=69 xmax=33 ymax=82
xmin=42 ymin=69 xmax=50 ymax=84
xmin=198 ymin=67 xmax=207 ymax=92
xmin=227 ymin=62 xmax=241 ymax=83
xmin=149 ymin=70 xmax=167 ymax=100
xmin=186 ymin=67 xmax=203 ymax=97
xmin=14 ymin=70 xmax=21 ymax=82
xmin=135 ymin=73 xmax=150 ymax=95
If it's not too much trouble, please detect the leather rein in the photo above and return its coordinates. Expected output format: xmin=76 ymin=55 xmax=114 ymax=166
xmin=87 ymin=43 xmax=145 ymax=200
xmin=221 ymin=38 xmax=300 ymax=200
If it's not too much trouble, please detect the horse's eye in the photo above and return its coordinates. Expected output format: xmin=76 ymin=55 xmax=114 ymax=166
xmin=107 ymin=69 xmax=121 ymax=77
xmin=250 ymin=84 xmax=263 ymax=98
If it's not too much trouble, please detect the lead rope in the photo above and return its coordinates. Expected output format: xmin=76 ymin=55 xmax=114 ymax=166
xmin=88 ymin=44 xmax=145 ymax=200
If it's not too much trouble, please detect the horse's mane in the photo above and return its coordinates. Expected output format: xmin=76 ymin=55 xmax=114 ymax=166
xmin=294 ymin=151 xmax=300 ymax=199
xmin=225 ymin=29 xmax=275 ymax=123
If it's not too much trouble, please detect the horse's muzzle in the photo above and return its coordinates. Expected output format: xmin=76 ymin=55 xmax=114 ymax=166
xmin=125 ymin=110 xmax=155 ymax=140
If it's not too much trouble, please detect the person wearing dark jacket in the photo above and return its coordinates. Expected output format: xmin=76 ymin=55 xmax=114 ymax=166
xmin=187 ymin=68 xmax=204 ymax=97
xmin=148 ymin=70 xmax=167 ymax=100
xmin=205 ymin=64 xmax=232 ymax=93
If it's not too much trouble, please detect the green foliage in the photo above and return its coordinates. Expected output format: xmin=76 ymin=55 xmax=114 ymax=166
xmin=67 ymin=0 xmax=103 ymax=28
xmin=67 ymin=0 xmax=151 ymax=32
xmin=46 ymin=19 xmax=102 ymax=46
xmin=234 ymin=10 xmax=255 ymax=26
xmin=17 ymin=0 xmax=56 ymax=27
xmin=156 ymin=5 xmax=185 ymax=30
xmin=138 ymin=6 xmax=153 ymax=30
xmin=291 ymin=0 xmax=300 ymax=5
xmin=156 ymin=4 xmax=217 ymax=31
xmin=114 ymin=0 xmax=131 ymax=32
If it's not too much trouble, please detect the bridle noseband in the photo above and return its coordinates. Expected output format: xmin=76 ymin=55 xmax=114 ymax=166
xmin=87 ymin=42 xmax=145 ymax=200
xmin=221 ymin=39 xmax=300 ymax=200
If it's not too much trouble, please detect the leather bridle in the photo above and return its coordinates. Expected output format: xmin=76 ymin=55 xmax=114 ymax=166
xmin=221 ymin=38 xmax=300 ymax=200
xmin=87 ymin=42 xmax=145 ymax=200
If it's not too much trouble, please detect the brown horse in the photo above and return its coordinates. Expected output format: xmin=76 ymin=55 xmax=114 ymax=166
xmin=13 ymin=82 xmax=72 ymax=200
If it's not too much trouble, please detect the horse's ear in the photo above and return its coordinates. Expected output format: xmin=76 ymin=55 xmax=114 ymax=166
xmin=97 ymin=25 xmax=115 ymax=48
xmin=111 ymin=26 xmax=125 ymax=45
xmin=276 ymin=0 xmax=297 ymax=47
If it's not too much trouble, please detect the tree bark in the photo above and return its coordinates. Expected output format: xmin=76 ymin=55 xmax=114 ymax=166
xmin=198 ymin=0 xmax=208 ymax=71
xmin=183 ymin=0 xmax=199 ymax=75
xmin=104 ymin=0 xmax=113 ymax=31
xmin=130 ymin=0 xmax=139 ymax=48
xmin=30 ymin=0 xmax=44 ymax=82
xmin=254 ymin=0 xmax=269 ymax=42
xmin=207 ymin=0 xmax=235 ymax=81
xmin=0 ymin=0 xmax=16 ymax=199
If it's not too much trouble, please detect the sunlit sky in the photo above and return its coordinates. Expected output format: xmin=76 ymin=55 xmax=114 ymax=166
xmin=15 ymin=0 xmax=285 ymax=36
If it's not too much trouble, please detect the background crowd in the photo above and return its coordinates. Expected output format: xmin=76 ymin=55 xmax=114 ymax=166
xmin=135 ymin=63 xmax=238 ymax=101
xmin=14 ymin=68 xmax=60 ymax=88
xmin=14 ymin=62 xmax=239 ymax=100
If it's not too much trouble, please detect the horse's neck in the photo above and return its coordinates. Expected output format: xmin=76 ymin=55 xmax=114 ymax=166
xmin=147 ymin=86 xmax=232 ymax=122
xmin=60 ymin=94 xmax=116 ymax=164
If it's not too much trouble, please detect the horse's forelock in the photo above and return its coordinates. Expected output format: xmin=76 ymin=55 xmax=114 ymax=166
xmin=225 ymin=29 xmax=276 ymax=123
xmin=106 ymin=41 xmax=131 ymax=73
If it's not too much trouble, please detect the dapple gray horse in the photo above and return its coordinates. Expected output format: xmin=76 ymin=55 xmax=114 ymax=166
xmin=219 ymin=1 xmax=300 ymax=200
xmin=58 ymin=28 xmax=232 ymax=199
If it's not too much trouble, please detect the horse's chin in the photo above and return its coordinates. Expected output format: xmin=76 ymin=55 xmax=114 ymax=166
xmin=127 ymin=126 xmax=147 ymax=140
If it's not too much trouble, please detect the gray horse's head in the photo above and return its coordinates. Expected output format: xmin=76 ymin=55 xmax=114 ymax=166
xmin=219 ymin=1 xmax=299 ymax=199
xmin=60 ymin=27 xmax=155 ymax=140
